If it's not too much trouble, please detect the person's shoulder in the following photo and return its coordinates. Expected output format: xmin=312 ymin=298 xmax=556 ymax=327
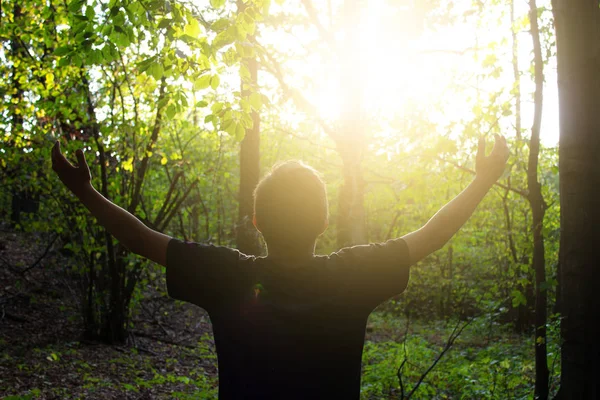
xmin=328 ymin=238 xmax=408 ymax=259
xmin=168 ymin=238 xmax=255 ymax=264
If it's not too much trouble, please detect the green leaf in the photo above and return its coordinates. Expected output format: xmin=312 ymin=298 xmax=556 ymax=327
xmin=235 ymin=123 xmax=245 ymax=141
xmin=221 ymin=118 xmax=234 ymax=133
xmin=211 ymin=18 xmax=230 ymax=32
xmin=147 ymin=63 xmax=164 ymax=80
xmin=137 ymin=56 xmax=157 ymax=72
xmin=194 ymin=74 xmax=211 ymax=90
xmin=239 ymin=64 xmax=251 ymax=80
xmin=71 ymin=54 xmax=83 ymax=67
xmin=113 ymin=11 xmax=126 ymax=26
xmin=147 ymin=0 xmax=162 ymax=11
xmin=54 ymin=46 xmax=71 ymax=57
xmin=184 ymin=18 xmax=201 ymax=37
xmin=195 ymin=100 xmax=208 ymax=107
xmin=127 ymin=1 xmax=144 ymax=17
xmin=211 ymin=102 xmax=223 ymax=114
xmin=157 ymin=18 xmax=172 ymax=29
xmin=212 ymin=30 xmax=235 ymax=50
xmin=249 ymin=92 xmax=261 ymax=110
xmin=210 ymin=75 xmax=220 ymax=89
xmin=157 ymin=96 xmax=170 ymax=110
xmin=112 ymin=32 xmax=130 ymax=48
xmin=210 ymin=0 xmax=226 ymax=8
xmin=165 ymin=104 xmax=177 ymax=120
xmin=68 ymin=0 xmax=84 ymax=12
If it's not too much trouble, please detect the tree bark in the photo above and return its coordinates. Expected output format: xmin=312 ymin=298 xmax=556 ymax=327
xmin=336 ymin=0 xmax=367 ymax=248
xmin=528 ymin=1 xmax=549 ymax=398
xmin=236 ymin=0 xmax=262 ymax=255
xmin=552 ymin=1 xmax=600 ymax=398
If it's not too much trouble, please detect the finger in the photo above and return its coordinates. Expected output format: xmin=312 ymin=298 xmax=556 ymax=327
xmin=477 ymin=136 xmax=486 ymax=160
xmin=51 ymin=141 xmax=60 ymax=161
xmin=53 ymin=142 xmax=74 ymax=170
xmin=76 ymin=149 xmax=88 ymax=169
xmin=493 ymin=137 xmax=509 ymax=161
xmin=491 ymin=134 xmax=503 ymax=153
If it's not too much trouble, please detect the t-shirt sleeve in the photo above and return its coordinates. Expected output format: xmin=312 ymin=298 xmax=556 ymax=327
xmin=331 ymin=238 xmax=412 ymax=310
xmin=166 ymin=238 xmax=248 ymax=310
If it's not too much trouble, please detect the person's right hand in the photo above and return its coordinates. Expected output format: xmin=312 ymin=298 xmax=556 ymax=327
xmin=51 ymin=141 xmax=92 ymax=198
xmin=475 ymin=134 xmax=509 ymax=185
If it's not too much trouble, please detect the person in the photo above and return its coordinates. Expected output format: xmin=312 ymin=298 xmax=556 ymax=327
xmin=51 ymin=134 xmax=509 ymax=400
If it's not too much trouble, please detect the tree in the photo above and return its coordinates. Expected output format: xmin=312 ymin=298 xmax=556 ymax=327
xmin=552 ymin=0 xmax=600 ymax=398
xmin=236 ymin=0 xmax=263 ymax=256
xmin=334 ymin=0 xmax=368 ymax=248
xmin=527 ymin=0 xmax=549 ymax=397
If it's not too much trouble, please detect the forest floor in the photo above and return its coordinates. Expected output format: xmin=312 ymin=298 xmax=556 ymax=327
xmin=0 ymin=227 xmax=219 ymax=399
xmin=0 ymin=226 xmax=558 ymax=400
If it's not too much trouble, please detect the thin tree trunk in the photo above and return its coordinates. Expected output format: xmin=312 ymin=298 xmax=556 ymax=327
xmin=511 ymin=0 xmax=522 ymax=143
xmin=236 ymin=1 xmax=262 ymax=256
xmin=510 ymin=0 xmax=534 ymax=334
xmin=336 ymin=0 xmax=367 ymax=248
xmin=552 ymin=1 xmax=600 ymax=398
xmin=528 ymin=1 xmax=549 ymax=398
xmin=9 ymin=2 xmax=29 ymax=227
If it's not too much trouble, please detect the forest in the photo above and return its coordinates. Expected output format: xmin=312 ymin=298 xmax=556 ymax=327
xmin=1 ymin=0 xmax=599 ymax=399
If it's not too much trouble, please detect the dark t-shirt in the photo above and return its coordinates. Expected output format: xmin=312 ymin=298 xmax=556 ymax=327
xmin=166 ymin=238 xmax=411 ymax=400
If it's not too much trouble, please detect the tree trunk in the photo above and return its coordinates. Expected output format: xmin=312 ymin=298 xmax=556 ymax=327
xmin=553 ymin=1 xmax=600 ymax=398
xmin=528 ymin=1 xmax=549 ymax=398
xmin=9 ymin=2 xmax=32 ymax=228
xmin=336 ymin=0 xmax=367 ymax=248
xmin=336 ymin=149 xmax=367 ymax=248
xmin=236 ymin=0 xmax=262 ymax=255
xmin=509 ymin=0 xmax=534 ymax=334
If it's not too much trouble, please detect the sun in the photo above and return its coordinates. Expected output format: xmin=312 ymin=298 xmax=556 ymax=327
xmin=296 ymin=0 xmax=472 ymax=125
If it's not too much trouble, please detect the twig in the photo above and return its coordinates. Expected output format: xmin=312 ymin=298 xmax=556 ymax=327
xmin=406 ymin=318 xmax=474 ymax=399
xmin=397 ymin=312 xmax=412 ymax=399
xmin=19 ymin=234 xmax=58 ymax=275
xmin=300 ymin=0 xmax=336 ymax=51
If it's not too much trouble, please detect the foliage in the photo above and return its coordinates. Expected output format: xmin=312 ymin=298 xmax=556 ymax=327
xmin=361 ymin=315 xmax=562 ymax=399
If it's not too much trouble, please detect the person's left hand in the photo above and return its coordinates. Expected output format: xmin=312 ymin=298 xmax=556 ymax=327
xmin=51 ymin=141 xmax=92 ymax=198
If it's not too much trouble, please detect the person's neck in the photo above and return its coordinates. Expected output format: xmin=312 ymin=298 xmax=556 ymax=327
xmin=265 ymin=241 xmax=316 ymax=263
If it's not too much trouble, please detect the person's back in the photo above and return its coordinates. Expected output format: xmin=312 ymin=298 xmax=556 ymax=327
xmin=167 ymin=237 xmax=410 ymax=399
xmin=50 ymin=135 xmax=508 ymax=399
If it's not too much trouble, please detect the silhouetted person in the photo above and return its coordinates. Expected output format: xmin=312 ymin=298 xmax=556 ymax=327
xmin=51 ymin=135 xmax=509 ymax=399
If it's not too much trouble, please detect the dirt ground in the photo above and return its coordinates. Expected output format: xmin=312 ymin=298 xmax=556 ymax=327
xmin=0 ymin=228 xmax=219 ymax=399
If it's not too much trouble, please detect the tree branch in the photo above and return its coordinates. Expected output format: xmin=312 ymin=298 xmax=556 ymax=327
xmin=300 ymin=0 xmax=336 ymax=51
xmin=158 ymin=180 xmax=199 ymax=232
xmin=435 ymin=156 xmax=528 ymax=198
xmin=153 ymin=170 xmax=184 ymax=229
xmin=128 ymin=78 xmax=167 ymax=213
xmin=258 ymin=45 xmax=337 ymax=139
xmin=406 ymin=318 xmax=473 ymax=399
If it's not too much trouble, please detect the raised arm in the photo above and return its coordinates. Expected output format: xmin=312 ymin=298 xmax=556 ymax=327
xmin=51 ymin=141 xmax=171 ymax=266
xmin=402 ymin=135 xmax=509 ymax=264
